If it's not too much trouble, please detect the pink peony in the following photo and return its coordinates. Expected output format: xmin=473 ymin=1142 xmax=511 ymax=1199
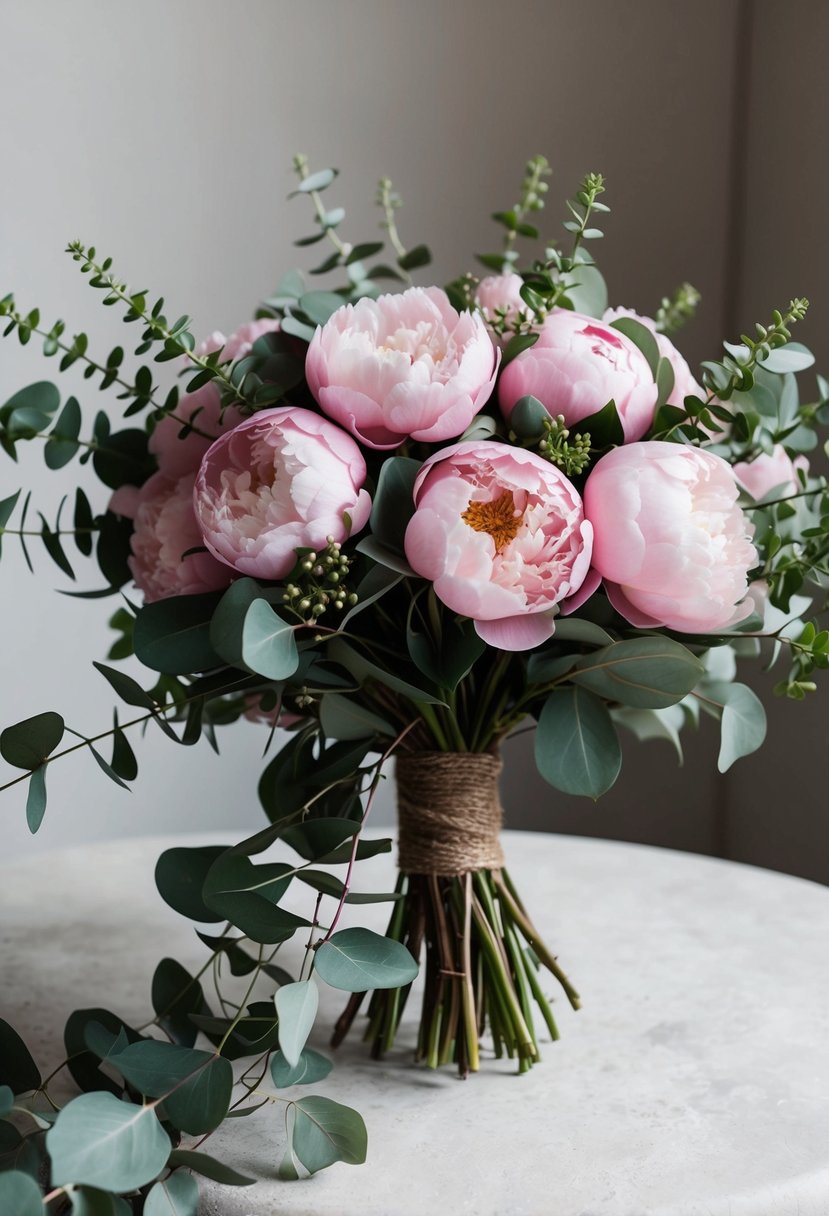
xmin=404 ymin=440 xmax=593 ymax=650
xmin=305 ymin=286 xmax=499 ymax=449
xmin=583 ymin=441 xmax=757 ymax=633
xmin=602 ymin=306 xmax=704 ymax=407
xmin=110 ymin=472 xmax=232 ymax=603
xmin=733 ymin=445 xmax=808 ymax=501
xmin=498 ymin=309 xmax=658 ymax=442
xmin=193 ymin=407 xmax=371 ymax=580
xmin=475 ymin=273 xmax=527 ymax=344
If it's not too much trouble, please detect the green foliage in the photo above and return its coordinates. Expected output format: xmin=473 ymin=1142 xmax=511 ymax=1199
xmin=0 ymin=1018 xmax=41 ymax=1095
xmin=275 ymin=980 xmax=319 ymax=1068
xmin=110 ymin=1040 xmax=232 ymax=1134
xmin=143 ymin=1174 xmax=199 ymax=1216
xmin=314 ymin=927 xmax=419 ymax=992
xmin=535 ymin=687 xmax=622 ymax=798
xmin=271 ymin=1048 xmax=333 ymax=1088
xmin=46 ymin=1091 xmax=170 ymax=1191
xmin=0 ymin=1171 xmax=44 ymax=1216
xmin=154 ymin=844 xmax=227 ymax=922
xmin=287 ymin=1095 xmax=367 ymax=1174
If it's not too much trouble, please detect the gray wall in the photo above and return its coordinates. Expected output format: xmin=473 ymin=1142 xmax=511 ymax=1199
xmin=0 ymin=1 xmax=825 ymax=872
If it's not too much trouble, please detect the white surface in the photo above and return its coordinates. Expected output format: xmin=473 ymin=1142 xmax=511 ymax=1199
xmin=4 ymin=830 xmax=829 ymax=1215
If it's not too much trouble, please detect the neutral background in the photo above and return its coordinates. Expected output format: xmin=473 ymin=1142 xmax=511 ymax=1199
xmin=0 ymin=0 xmax=826 ymax=874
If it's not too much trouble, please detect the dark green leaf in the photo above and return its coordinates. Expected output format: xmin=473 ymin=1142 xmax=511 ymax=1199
xmin=166 ymin=1149 xmax=255 ymax=1186
xmin=397 ymin=244 xmax=431 ymax=272
xmin=608 ymin=316 xmax=660 ymax=378
xmin=155 ymin=845 xmax=227 ymax=923
xmin=44 ymin=397 xmax=82 ymax=469
xmin=92 ymin=661 xmax=155 ymax=710
xmin=64 ymin=1009 xmax=141 ymax=1096
xmin=0 ymin=1019 xmax=41 ymax=1094
xmin=1 ymin=711 xmax=64 ymax=770
xmin=151 ymin=959 xmax=210 ymax=1048
xmin=509 ymin=395 xmax=549 ymax=437
xmin=368 ymin=456 xmax=421 ymax=551
xmin=570 ymin=637 xmax=704 ymax=709
xmin=92 ymin=429 xmax=153 ymax=490
xmin=134 ymin=594 xmax=223 ymax=675
xmin=0 ymin=381 xmax=60 ymax=426
xmin=319 ymin=694 xmax=394 ymax=741
xmin=111 ymin=1040 xmax=232 ymax=1135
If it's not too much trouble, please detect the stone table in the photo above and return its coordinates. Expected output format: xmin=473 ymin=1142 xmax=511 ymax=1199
xmin=4 ymin=831 xmax=829 ymax=1215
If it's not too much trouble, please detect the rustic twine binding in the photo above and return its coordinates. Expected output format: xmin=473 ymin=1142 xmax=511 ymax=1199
xmin=395 ymin=751 xmax=505 ymax=875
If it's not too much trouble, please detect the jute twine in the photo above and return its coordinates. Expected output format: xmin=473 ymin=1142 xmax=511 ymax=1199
xmin=395 ymin=751 xmax=505 ymax=876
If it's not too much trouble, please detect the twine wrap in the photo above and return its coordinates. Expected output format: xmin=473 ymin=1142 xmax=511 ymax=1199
xmin=396 ymin=751 xmax=505 ymax=876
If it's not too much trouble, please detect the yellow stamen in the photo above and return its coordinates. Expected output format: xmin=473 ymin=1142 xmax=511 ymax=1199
xmin=461 ymin=491 xmax=522 ymax=553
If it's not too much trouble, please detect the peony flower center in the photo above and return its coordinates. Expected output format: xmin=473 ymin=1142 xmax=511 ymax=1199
xmin=462 ymin=491 xmax=523 ymax=553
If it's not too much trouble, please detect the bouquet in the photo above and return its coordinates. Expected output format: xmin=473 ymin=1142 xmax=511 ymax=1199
xmin=1 ymin=154 xmax=827 ymax=1210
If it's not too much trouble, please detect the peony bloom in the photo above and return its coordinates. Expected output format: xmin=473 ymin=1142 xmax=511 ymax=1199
xmin=404 ymin=440 xmax=594 ymax=650
xmin=475 ymin=272 xmax=528 ymax=344
xmin=110 ymin=472 xmax=232 ymax=603
xmin=603 ymin=306 xmax=703 ymax=407
xmin=733 ymin=445 xmax=808 ymax=501
xmin=583 ymin=441 xmax=757 ymax=633
xmin=305 ymin=286 xmax=499 ymax=449
xmin=193 ymin=407 xmax=371 ymax=580
xmin=498 ymin=309 xmax=658 ymax=442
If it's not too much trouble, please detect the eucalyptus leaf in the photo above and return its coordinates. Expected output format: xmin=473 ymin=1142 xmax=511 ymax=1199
xmin=0 ymin=1171 xmax=44 ymax=1216
xmin=290 ymin=1096 xmax=367 ymax=1173
xmin=154 ymin=845 xmax=227 ymax=923
xmin=26 ymin=765 xmax=48 ymax=833
xmin=110 ymin=1040 xmax=232 ymax=1135
xmin=368 ymin=456 xmax=421 ymax=551
xmin=0 ymin=711 xmax=64 ymax=770
xmin=271 ymin=1048 xmax=332 ymax=1088
xmin=320 ymin=694 xmax=394 ymax=741
xmin=166 ymin=1149 xmax=255 ymax=1186
xmin=275 ymin=980 xmax=319 ymax=1068
xmin=570 ymin=637 xmax=704 ymax=709
xmin=67 ymin=1186 xmax=130 ymax=1216
xmin=0 ymin=1018 xmax=41 ymax=1095
xmin=535 ymin=686 xmax=622 ymax=798
xmin=314 ymin=927 xmax=418 ymax=992
xmin=608 ymin=315 xmax=660 ymax=378
xmin=706 ymin=681 xmax=767 ymax=771
xmin=241 ymin=600 xmax=299 ymax=680
xmin=47 ymin=1092 xmax=170 ymax=1191
xmin=151 ymin=959 xmax=209 ymax=1048
xmin=144 ymin=1175 xmax=199 ymax=1216
xmin=134 ymin=594 xmax=222 ymax=675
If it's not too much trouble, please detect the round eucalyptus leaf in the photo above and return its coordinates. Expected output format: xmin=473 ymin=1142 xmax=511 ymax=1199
xmin=154 ymin=845 xmax=227 ymax=923
xmin=290 ymin=1096 xmax=367 ymax=1174
xmin=0 ymin=1018 xmax=41 ymax=1095
xmin=535 ymin=686 xmax=622 ymax=798
xmin=314 ymin=928 xmax=418 ymax=992
xmin=67 ymin=1185 xmax=131 ymax=1216
xmin=110 ymin=1040 xmax=232 ymax=1135
xmin=143 ymin=1173 xmax=199 ymax=1216
xmin=46 ymin=1092 xmax=170 ymax=1191
xmin=0 ymin=711 xmax=64 ymax=770
xmin=0 ymin=1170 xmax=44 ymax=1216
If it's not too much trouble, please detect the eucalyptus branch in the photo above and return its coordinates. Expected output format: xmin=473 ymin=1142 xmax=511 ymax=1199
xmin=377 ymin=177 xmax=412 ymax=285
xmin=559 ymin=172 xmax=607 ymax=268
xmin=65 ymin=241 xmax=253 ymax=409
xmin=292 ymin=153 xmax=350 ymax=258
xmin=0 ymin=292 xmax=217 ymax=440
xmin=655 ymin=282 xmax=701 ymax=336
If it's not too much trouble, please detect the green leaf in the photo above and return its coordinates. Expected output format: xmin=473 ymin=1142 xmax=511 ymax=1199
xmin=46 ymin=1092 xmax=170 ymax=1191
xmin=549 ymin=618 xmax=614 ymax=646
xmin=406 ymin=613 xmax=485 ymax=692
xmin=44 ymin=396 xmax=82 ymax=469
xmin=271 ymin=1048 xmax=332 ymax=1088
xmin=328 ymin=637 xmax=443 ymax=706
xmin=241 ymin=600 xmax=299 ymax=680
xmin=0 ymin=381 xmax=60 ymax=426
xmin=612 ymin=705 xmax=684 ymax=762
xmin=319 ymin=694 xmax=394 ymax=741
xmin=0 ymin=1020 xmax=40 ymax=1095
xmin=298 ymin=292 xmax=344 ymax=326
xmin=151 ymin=959 xmax=209 ymax=1048
xmin=570 ymin=637 xmax=704 ymax=709
xmin=92 ymin=429 xmax=154 ymax=491
xmin=154 ymin=845 xmax=227 ymax=923
xmin=144 ymin=1175 xmax=199 ymax=1216
xmin=706 ymin=681 xmax=767 ymax=772
xmin=26 ymin=765 xmax=48 ymax=833
xmin=64 ymin=1009 xmax=139 ymax=1097
xmin=354 ymin=535 xmax=417 ymax=576
xmin=569 ymin=397 xmax=624 ymax=448
xmin=509 ymin=395 xmax=549 ymax=437
xmin=397 ymin=244 xmax=431 ymax=272
xmin=761 ymin=342 xmax=814 ymax=374
xmin=314 ymin=927 xmax=418 ymax=992
xmin=608 ymin=316 xmax=660 ymax=378
xmin=535 ymin=686 xmax=622 ymax=798
xmin=92 ymin=662 xmax=155 ymax=710
xmin=134 ymin=594 xmax=222 ymax=675
xmin=562 ymin=263 xmax=608 ymax=317
xmin=68 ymin=1185 xmax=131 ymax=1216
xmin=368 ymin=456 xmax=421 ymax=552
xmin=0 ymin=711 xmax=64 ymax=769
xmin=296 ymin=168 xmax=338 ymax=193
xmin=0 ymin=1085 xmax=13 ymax=1115
xmin=165 ymin=1149 xmax=255 ymax=1186
xmin=111 ymin=1041 xmax=232 ymax=1135
xmin=342 ymin=563 xmax=403 ymax=625
xmin=110 ymin=724 xmax=138 ymax=782
xmin=0 ymin=1171 xmax=44 ymax=1216
xmin=290 ymin=1096 xmax=367 ymax=1173
xmin=280 ymin=818 xmax=359 ymax=862
xmin=209 ymin=577 xmax=261 ymax=667
xmin=202 ymin=853 xmax=308 ymax=943
xmin=275 ymin=980 xmax=319 ymax=1068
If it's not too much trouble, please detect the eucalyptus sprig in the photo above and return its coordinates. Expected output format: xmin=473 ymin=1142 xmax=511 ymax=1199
xmin=655 ymin=282 xmax=701 ymax=336
xmin=484 ymin=154 xmax=551 ymax=275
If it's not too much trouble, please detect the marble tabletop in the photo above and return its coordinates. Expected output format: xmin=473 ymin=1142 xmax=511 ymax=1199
xmin=4 ymin=830 xmax=829 ymax=1216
